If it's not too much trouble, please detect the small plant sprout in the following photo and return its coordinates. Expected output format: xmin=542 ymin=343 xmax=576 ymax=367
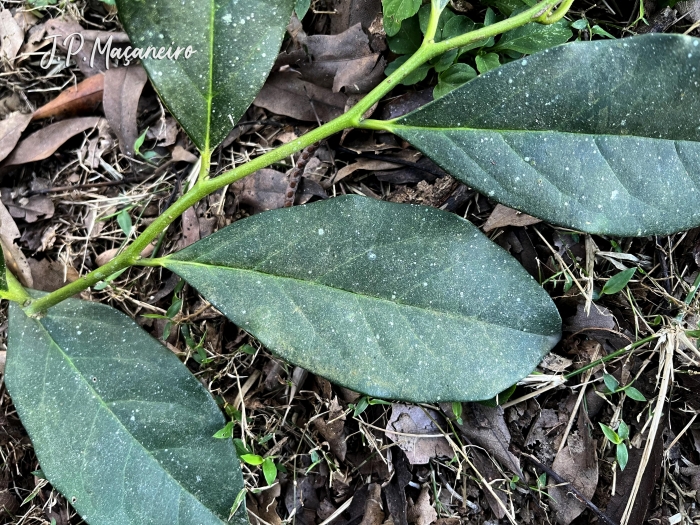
xmin=599 ymin=421 xmax=630 ymax=471
xmin=601 ymin=373 xmax=647 ymax=402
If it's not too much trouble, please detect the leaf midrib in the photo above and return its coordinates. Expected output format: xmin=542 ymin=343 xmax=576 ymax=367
xmin=27 ymin=313 xmax=227 ymax=525
xmin=392 ymin=124 xmax=700 ymax=144
xmin=163 ymin=259 xmax=558 ymax=338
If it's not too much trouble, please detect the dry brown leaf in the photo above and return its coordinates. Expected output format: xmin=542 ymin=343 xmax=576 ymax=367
xmin=18 ymin=22 xmax=48 ymax=60
xmin=453 ymin=403 xmax=523 ymax=477
xmin=564 ymin=302 xmax=616 ymax=332
xmin=178 ymin=206 xmax=200 ymax=250
xmin=1 ymin=188 xmax=54 ymax=224
xmin=0 ymin=10 xmax=23 ymax=62
xmin=103 ymin=65 xmax=148 ymax=155
xmin=312 ymin=397 xmax=347 ymax=461
xmin=329 ymin=0 xmax=382 ymax=34
xmin=406 ymin=485 xmax=437 ymax=525
xmin=254 ymin=71 xmax=348 ymax=122
xmin=84 ymin=119 xmax=115 ymax=169
xmin=28 ymin=258 xmax=79 ymax=293
xmin=148 ymin=116 xmax=179 ymax=147
xmin=283 ymin=24 xmax=385 ymax=94
xmin=248 ymin=482 xmax=282 ymax=525
xmin=359 ymin=483 xmax=384 ymax=525
xmin=232 ymin=169 xmax=325 ymax=213
xmin=549 ymin=430 xmax=599 ymax=525
xmin=483 ymin=204 xmax=541 ymax=232
xmin=335 ymin=158 xmax=404 ymax=183
xmin=387 ymin=404 xmax=452 ymax=465
xmin=33 ymin=74 xmax=104 ymax=121
xmin=0 ymin=200 xmax=32 ymax=287
xmin=172 ymin=145 xmax=198 ymax=163
xmin=0 ymin=112 xmax=32 ymax=163
xmin=1 ymin=116 xmax=101 ymax=169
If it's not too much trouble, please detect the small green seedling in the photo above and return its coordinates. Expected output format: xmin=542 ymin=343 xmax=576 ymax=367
xmin=349 ymin=396 xmax=391 ymax=418
xmin=602 ymin=373 xmax=646 ymax=402
xmin=599 ymin=421 xmax=630 ymax=471
xmin=600 ymin=268 xmax=636 ymax=297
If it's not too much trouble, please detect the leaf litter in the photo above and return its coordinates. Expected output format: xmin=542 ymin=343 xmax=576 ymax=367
xmin=1 ymin=1 xmax=700 ymax=524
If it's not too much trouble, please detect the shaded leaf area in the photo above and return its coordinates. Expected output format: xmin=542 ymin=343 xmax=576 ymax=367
xmin=162 ymin=196 xmax=561 ymax=402
xmin=5 ymin=296 xmax=246 ymax=525
xmin=115 ymin=0 xmax=294 ymax=151
xmin=392 ymin=34 xmax=700 ymax=236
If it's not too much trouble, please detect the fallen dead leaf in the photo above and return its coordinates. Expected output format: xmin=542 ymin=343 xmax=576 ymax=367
xmin=406 ymin=484 xmax=437 ymax=525
xmin=33 ymin=74 xmax=104 ymax=121
xmin=0 ymin=201 xmax=32 ymax=287
xmin=549 ymin=426 xmax=599 ymax=525
xmin=248 ymin=482 xmax=282 ymax=525
xmin=254 ymin=71 xmax=348 ymax=122
xmin=232 ymin=169 xmax=326 ymax=213
xmin=83 ymin=119 xmax=114 ymax=169
xmin=359 ymin=483 xmax=384 ymax=525
xmin=18 ymin=22 xmax=48 ymax=60
xmin=172 ymin=145 xmax=198 ymax=164
xmin=28 ymin=258 xmax=79 ymax=293
xmin=178 ymin=206 xmax=200 ymax=250
xmin=103 ymin=65 xmax=148 ymax=155
xmin=147 ymin=116 xmax=179 ymax=147
xmin=1 ymin=188 xmax=54 ymax=224
xmin=313 ymin=397 xmax=347 ymax=461
xmin=281 ymin=24 xmax=385 ymax=94
xmin=387 ymin=404 xmax=452 ymax=465
xmin=0 ymin=10 xmax=23 ymax=62
xmin=483 ymin=204 xmax=541 ymax=232
xmin=1 ymin=116 xmax=101 ymax=170
xmin=329 ymin=0 xmax=382 ymax=34
xmin=335 ymin=158 xmax=405 ymax=184
xmin=0 ymin=112 xmax=32 ymax=163
xmin=453 ymin=403 xmax=523 ymax=477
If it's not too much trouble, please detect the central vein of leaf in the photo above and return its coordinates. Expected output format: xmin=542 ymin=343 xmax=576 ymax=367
xmin=206 ymin=0 xmax=215 ymax=153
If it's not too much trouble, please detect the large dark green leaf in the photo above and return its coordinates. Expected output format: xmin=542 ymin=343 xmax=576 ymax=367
xmin=6 ymin=297 xmax=246 ymax=525
xmin=115 ymin=0 xmax=294 ymax=152
xmin=390 ymin=34 xmax=700 ymax=236
xmin=161 ymin=196 xmax=561 ymax=402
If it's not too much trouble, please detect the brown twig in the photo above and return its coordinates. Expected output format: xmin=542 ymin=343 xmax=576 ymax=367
xmin=522 ymin=453 xmax=618 ymax=525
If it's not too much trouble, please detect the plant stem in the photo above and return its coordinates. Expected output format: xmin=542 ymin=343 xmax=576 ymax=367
xmin=22 ymin=0 xmax=570 ymax=317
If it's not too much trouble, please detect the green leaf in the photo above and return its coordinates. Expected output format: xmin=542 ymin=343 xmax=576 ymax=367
xmin=117 ymin=209 xmax=133 ymax=237
xmin=616 ymin=443 xmax=629 ymax=470
xmin=385 ymin=55 xmax=431 ymax=85
xmin=625 ymin=386 xmax=647 ymax=402
xmin=617 ymin=420 xmax=629 ymax=440
xmin=599 ymin=422 xmax=621 ymax=445
xmin=382 ymin=0 xmax=422 ymax=37
xmin=591 ymin=24 xmax=615 ymax=39
xmin=214 ymin=421 xmax=235 ymax=439
xmin=475 ymin=52 xmax=500 ymax=73
xmin=161 ymin=196 xmax=561 ymax=402
xmin=387 ymin=15 xmax=423 ymax=55
xmin=6 ymin=296 xmax=246 ymax=525
xmin=262 ymin=458 xmax=277 ymax=485
xmin=133 ymin=128 xmax=148 ymax=156
xmin=601 ymin=268 xmax=636 ymax=296
xmin=434 ymin=63 xmax=477 ymax=99
xmin=494 ymin=19 xmax=572 ymax=54
xmin=294 ymin=0 xmax=311 ymax=19
xmin=570 ymin=19 xmax=588 ymax=30
xmin=390 ymin=34 xmax=700 ymax=236
xmin=115 ymin=0 xmax=294 ymax=152
xmin=603 ymin=373 xmax=619 ymax=393
xmin=241 ymin=454 xmax=264 ymax=466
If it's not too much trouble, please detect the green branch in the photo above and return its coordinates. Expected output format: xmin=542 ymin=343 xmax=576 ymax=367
xmin=21 ymin=0 xmax=570 ymax=317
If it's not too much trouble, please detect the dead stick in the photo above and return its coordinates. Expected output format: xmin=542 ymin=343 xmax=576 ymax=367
xmin=284 ymin=142 xmax=320 ymax=208
xmin=522 ymin=454 xmax=617 ymax=525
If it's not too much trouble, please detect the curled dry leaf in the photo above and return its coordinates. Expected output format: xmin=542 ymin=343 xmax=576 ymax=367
xmin=387 ymin=404 xmax=452 ymax=465
xmin=549 ymin=429 xmax=599 ymax=525
xmin=0 ymin=10 xmax=23 ymax=62
xmin=33 ymin=74 xmax=104 ymax=121
xmin=254 ymin=71 xmax=348 ymax=122
xmin=482 ymin=203 xmax=541 ymax=232
xmin=406 ymin=484 xmax=437 ymax=525
xmin=358 ymin=483 xmax=384 ymax=525
xmin=103 ymin=65 xmax=148 ymax=155
xmin=0 ymin=112 xmax=32 ymax=163
xmin=172 ymin=145 xmax=198 ymax=164
xmin=1 ymin=116 xmax=102 ymax=170
xmin=312 ymin=397 xmax=347 ymax=461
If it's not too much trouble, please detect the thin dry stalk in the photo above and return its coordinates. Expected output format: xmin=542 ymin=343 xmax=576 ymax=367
xmin=620 ymin=331 xmax=675 ymax=525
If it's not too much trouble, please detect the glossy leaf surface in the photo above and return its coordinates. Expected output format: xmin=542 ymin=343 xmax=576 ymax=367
xmin=392 ymin=34 xmax=700 ymax=236
xmin=163 ymin=196 xmax=561 ymax=402
xmin=6 ymin=297 xmax=246 ymax=525
xmin=115 ymin=0 xmax=294 ymax=151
